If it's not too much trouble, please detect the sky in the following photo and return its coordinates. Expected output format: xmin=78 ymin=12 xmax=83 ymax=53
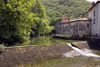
xmin=87 ymin=0 xmax=97 ymax=2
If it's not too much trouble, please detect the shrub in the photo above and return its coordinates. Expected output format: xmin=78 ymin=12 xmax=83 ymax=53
xmin=0 ymin=43 xmax=5 ymax=52
xmin=84 ymin=34 xmax=90 ymax=36
xmin=92 ymin=35 xmax=98 ymax=37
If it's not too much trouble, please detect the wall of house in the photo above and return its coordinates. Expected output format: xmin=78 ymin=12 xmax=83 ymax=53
xmin=98 ymin=3 xmax=100 ymax=35
xmin=89 ymin=4 xmax=99 ymax=35
xmin=54 ymin=20 xmax=62 ymax=34
xmin=78 ymin=21 xmax=91 ymax=37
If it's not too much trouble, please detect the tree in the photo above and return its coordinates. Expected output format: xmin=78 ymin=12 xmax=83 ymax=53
xmin=31 ymin=0 xmax=51 ymax=36
xmin=0 ymin=0 xmax=37 ymax=44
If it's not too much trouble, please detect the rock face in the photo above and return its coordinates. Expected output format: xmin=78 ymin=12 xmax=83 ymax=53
xmin=0 ymin=44 xmax=73 ymax=67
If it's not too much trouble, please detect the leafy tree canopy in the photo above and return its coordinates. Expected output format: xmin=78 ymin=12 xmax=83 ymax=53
xmin=0 ymin=0 xmax=51 ymax=44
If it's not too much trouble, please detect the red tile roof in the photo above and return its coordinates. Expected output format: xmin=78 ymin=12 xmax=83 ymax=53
xmin=62 ymin=18 xmax=91 ymax=24
xmin=78 ymin=18 xmax=91 ymax=21
xmin=70 ymin=18 xmax=91 ymax=22
xmin=55 ymin=17 xmax=91 ymax=24
xmin=88 ymin=1 xmax=100 ymax=12
xmin=61 ymin=17 xmax=69 ymax=23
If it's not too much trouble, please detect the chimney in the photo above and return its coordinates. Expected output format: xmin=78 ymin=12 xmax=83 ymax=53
xmin=92 ymin=1 xmax=95 ymax=6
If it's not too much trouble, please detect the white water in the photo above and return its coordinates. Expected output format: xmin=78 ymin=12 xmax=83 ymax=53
xmin=63 ymin=43 xmax=100 ymax=58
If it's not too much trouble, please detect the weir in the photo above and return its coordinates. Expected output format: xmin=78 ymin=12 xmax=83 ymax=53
xmin=64 ymin=43 xmax=100 ymax=58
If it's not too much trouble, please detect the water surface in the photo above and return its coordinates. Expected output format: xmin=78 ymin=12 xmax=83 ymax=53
xmin=11 ymin=36 xmax=80 ymax=47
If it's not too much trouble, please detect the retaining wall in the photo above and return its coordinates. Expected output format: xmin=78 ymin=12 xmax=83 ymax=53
xmin=0 ymin=44 xmax=72 ymax=67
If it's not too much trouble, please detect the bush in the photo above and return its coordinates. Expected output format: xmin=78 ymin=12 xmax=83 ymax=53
xmin=84 ymin=34 xmax=90 ymax=36
xmin=0 ymin=43 xmax=5 ymax=52
xmin=92 ymin=35 xmax=98 ymax=37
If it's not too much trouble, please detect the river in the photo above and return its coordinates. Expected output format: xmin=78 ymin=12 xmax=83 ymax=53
xmin=10 ymin=36 xmax=80 ymax=47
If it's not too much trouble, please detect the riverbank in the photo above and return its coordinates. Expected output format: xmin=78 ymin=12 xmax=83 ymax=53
xmin=0 ymin=41 xmax=100 ymax=67
xmin=53 ymin=35 xmax=83 ymax=40
xmin=0 ymin=44 xmax=73 ymax=67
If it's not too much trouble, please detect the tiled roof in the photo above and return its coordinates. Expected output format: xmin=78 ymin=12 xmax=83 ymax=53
xmin=61 ymin=17 xmax=69 ymax=23
xmin=88 ymin=1 xmax=100 ymax=12
xmin=70 ymin=18 xmax=91 ymax=22
xmin=62 ymin=18 xmax=91 ymax=24
xmin=55 ymin=17 xmax=91 ymax=24
xmin=78 ymin=18 xmax=91 ymax=21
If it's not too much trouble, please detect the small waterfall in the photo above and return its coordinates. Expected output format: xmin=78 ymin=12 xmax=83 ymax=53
xmin=63 ymin=43 xmax=100 ymax=58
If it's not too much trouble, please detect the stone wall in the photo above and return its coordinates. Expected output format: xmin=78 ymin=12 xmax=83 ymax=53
xmin=0 ymin=44 xmax=72 ymax=67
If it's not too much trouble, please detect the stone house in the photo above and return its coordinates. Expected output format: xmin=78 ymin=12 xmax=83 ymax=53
xmin=54 ymin=1 xmax=100 ymax=38
xmin=54 ymin=18 xmax=91 ymax=37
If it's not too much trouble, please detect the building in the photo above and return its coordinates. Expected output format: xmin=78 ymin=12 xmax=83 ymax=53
xmin=54 ymin=1 xmax=100 ymax=38
xmin=88 ymin=1 xmax=100 ymax=36
xmin=54 ymin=18 xmax=91 ymax=37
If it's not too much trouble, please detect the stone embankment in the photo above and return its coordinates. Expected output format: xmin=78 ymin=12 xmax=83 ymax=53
xmin=0 ymin=41 xmax=100 ymax=67
xmin=0 ymin=44 xmax=72 ymax=67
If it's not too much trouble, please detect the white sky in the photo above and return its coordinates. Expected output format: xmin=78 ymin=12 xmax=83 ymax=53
xmin=87 ymin=0 xmax=97 ymax=2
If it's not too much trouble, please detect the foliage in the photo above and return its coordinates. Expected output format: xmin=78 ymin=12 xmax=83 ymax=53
xmin=0 ymin=43 xmax=5 ymax=51
xmin=17 ymin=56 xmax=100 ymax=67
xmin=0 ymin=0 xmax=37 ymax=43
xmin=40 ymin=0 xmax=92 ymax=26
xmin=84 ymin=34 xmax=98 ymax=37
xmin=84 ymin=34 xmax=90 ymax=36
xmin=91 ymin=35 xmax=98 ymax=37
xmin=56 ymin=34 xmax=72 ymax=37
xmin=31 ymin=0 xmax=52 ymax=36
xmin=0 ymin=0 xmax=51 ymax=44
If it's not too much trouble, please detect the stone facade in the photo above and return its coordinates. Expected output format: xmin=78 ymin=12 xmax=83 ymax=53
xmin=54 ymin=18 xmax=91 ymax=37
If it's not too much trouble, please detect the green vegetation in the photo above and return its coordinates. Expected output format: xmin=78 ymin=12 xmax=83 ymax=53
xmin=84 ymin=34 xmax=98 ymax=37
xmin=0 ymin=0 xmax=93 ymax=45
xmin=0 ymin=43 xmax=5 ymax=52
xmin=56 ymin=34 xmax=72 ymax=37
xmin=40 ymin=0 xmax=92 ymax=26
xmin=84 ymin=33 xmax=90 ymax=36
xmin=17 ymin=56 xmax=100 ymax=67
xmin=0 ymin=0 xmax=51 ymax=45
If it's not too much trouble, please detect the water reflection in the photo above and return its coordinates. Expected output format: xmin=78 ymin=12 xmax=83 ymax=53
xmin=11 ymin=36 xmax=79 ymax=47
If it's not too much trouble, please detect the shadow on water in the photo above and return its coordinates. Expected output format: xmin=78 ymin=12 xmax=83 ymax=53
xmin=8 ymin=36 xmax=80 ymax=47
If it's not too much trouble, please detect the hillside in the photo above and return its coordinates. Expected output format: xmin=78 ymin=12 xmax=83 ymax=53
xmin=40 ymin=0 xmax=92 ymax=25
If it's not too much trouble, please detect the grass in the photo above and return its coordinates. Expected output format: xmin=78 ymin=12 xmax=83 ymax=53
xmin=17 ymin=56 xmax=100 ymax=67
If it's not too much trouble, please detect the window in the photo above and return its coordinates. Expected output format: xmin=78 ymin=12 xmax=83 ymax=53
xmin=76 ymin=23 xmax=78 ymax=27
xmin=76 ymin=23 xmax=78 ymax=28
xmin=94 ymin=11 xmax=95 ymax=16
xmin=65 ymin=26 xmax=67 ymax=29
xmin=94 ymin=19 xmax=95 ymax=24
xmin=87 ymin=24 xmax=89 ymax=28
